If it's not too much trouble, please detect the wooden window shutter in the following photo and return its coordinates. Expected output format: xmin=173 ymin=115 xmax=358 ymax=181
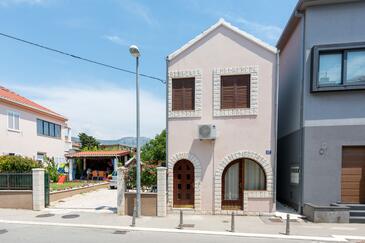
xmin=172 ymin=78 xmax=195 ymax=111
xmin=221 ymin=75 xmax=250 ymax=109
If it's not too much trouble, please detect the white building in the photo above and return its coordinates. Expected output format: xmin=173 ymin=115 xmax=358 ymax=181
xmin=0 ymin=86 xmax=71 ymax=163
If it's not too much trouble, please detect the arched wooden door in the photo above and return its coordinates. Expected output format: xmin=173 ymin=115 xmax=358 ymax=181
xmin=173 ymin=159 xmax=194 ymax=208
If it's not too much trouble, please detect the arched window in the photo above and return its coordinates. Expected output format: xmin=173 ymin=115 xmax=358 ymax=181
xmin=222 ymin=158 xmax=266 ymax=210
xmin=244 ymin=159 xmax=266 ymax=190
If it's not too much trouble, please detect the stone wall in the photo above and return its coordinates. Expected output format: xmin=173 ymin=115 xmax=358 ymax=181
xmin=125 ymin=192 xmax=157 ymax=216
xmin=303 ymin=203 xmax=350 ymax=223
xmin=0 ymin=190 xmax=33 ymax=209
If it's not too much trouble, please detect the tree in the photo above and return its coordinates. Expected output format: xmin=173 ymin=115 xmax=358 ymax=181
xmin=78 ymin=132 xmax=100 ymax=150
xmin=127 ymin=129 xmax=166 ymax=190
xmin=141 ymin=129 xmax=166 ymax=165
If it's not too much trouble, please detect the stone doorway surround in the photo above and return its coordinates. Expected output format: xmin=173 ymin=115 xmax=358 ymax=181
xmin=168 ymin=152 xmax=202 ymax=212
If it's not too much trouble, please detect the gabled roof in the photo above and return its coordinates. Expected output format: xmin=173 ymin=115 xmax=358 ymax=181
xmin=0 ymin=86 xmax=67 ymax=121
xmin=277 ymin=0 xmax=361 ymax=49
xmin=168 ymin=18 xmax=277 ymax=61
xmin=66 ymin=150 xmax=130 ymax=158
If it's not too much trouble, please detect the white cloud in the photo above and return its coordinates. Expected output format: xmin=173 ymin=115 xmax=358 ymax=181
xmin=103 ymin=35 xmax=129 ymax=46
xmin=231 ymin=16 xmax=282 ymax=42
xmin=117 ymin=0 xmax=157 ymax=26
xmin=198 ymin=8 xmax=282 ymax=44
xmin=0 ymin=0 xmax=47 ymax=6
xmin=9 ymin=82 xmax=165 ymax=139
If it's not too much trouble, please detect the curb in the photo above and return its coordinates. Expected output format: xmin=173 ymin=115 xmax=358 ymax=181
xmin=0 ymin=219 xmax=355 ymax=242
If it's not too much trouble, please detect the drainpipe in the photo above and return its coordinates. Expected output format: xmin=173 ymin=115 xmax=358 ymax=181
xmin=273 ymin=50 xmax=280 ymax=211
xmin=295 ymin=10 xmax=306 ymax=213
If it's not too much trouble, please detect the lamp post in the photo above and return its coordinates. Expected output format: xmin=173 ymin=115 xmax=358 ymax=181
xmin=129 ymin=45 xmax=141 ymax=217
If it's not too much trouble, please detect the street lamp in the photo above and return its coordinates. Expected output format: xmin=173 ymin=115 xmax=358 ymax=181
xmin=129 ymin=45 xmax=141 ymax=217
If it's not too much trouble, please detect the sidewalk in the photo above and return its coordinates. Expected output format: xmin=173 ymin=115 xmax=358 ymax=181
xmin=0 ymin=208 xmax=365 ymax=242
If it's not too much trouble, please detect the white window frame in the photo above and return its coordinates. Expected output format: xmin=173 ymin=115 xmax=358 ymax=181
xmin=36 ymin=152 xmax=46 ymax=163
xmin=7 ymin=111 xmax=20 ymax=132
xmin=213 ymin=66 xmax=259 ymax=117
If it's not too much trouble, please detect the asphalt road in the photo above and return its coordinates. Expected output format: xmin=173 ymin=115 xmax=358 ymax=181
xmin=0 ymin=223 xmax=335 ymax=243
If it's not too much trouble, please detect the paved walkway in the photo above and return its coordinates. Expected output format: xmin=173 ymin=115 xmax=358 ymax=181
xmin=2 ymin=188 xmax=364 ymax=242
xmin=50 ymin=188 xmax=117 ymax=213
xmin=0 ymin=208 xmax=365 ymax=242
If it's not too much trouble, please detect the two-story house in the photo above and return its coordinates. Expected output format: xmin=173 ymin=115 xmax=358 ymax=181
xmin=277 ymin=0 xmax=365 ymax=214
xmin=167 ymin=19 xmax=278 ymax=214
xmin=0 ymin=86 xmax=71 ymax=163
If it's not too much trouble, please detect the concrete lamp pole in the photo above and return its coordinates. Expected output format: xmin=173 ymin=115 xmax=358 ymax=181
xmin=129 ymin=45 xmax=141 ymax=217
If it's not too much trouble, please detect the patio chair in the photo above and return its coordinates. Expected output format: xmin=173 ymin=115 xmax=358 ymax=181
xmin=98 ymin=171 xmax=106 ymax=180
xmin=92 ymin=170 xmax=98 ymax=180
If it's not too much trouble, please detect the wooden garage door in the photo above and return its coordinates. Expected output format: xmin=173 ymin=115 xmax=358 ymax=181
xmin=342 ymin=147 xmax=365 ymax=204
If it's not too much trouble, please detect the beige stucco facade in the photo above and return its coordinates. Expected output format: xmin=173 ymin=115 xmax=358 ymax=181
xmin=167 ymin=20 xmax=277 ymax=214
xmin=0 ymin=102 xmax=71 ymax=162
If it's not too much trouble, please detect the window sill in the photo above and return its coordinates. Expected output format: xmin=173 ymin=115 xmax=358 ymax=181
xmin=7 ymin=128 xmax=21 ymax=133
xmin=168 ymin=110 xmax=201 ymax=118
xmin=213 ymin=108 xmax=258 ymax=117
xmin=37 ymin=134 xmax=62 ymax=140
xmin=312 ymin=84 xmax=365 ymax=92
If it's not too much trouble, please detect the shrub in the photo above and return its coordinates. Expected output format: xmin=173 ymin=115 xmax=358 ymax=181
xmin=0 ymin=155 xmax=42 ymax=173
xmin=44 ymin=156 xmax=59 ymax=182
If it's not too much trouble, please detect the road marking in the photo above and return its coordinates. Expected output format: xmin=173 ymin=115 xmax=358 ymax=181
xmin=333 ymin=235 xmax=365 ymax=241
xmin=0 ymin=219 xmax=347 ymax=242
xmin=331 ymin=227 xmax=356 ymax=231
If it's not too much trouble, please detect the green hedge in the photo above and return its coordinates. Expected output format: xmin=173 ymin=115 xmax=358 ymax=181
xmin=0 ymin=155 xmax=42 ymax=173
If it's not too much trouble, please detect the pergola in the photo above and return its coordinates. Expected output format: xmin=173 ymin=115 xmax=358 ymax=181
xmin=66 ymin=150 xmax=130 ymax=181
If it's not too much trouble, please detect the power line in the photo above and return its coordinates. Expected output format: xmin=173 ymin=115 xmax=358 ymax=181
xmin=0 ymin=32 xmax=166 ymax=84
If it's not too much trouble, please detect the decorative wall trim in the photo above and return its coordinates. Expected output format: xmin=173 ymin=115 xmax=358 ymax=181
xmin=304 ymin=118 xmax=365 ymax=127
xmin=214 ymin=151 xmax=273 ymax=213
xmin=168 ymin=69 xmax=202 ymax=118
xmin=167 ymin=152 xmax=202 ymax=212
xmin=213 ymin=66 xmax=259 ymax=117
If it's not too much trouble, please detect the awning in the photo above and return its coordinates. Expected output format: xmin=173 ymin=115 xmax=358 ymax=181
xmin=66 ymin=150 xmax=130 ymax=158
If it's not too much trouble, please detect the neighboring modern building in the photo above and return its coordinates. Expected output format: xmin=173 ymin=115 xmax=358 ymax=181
xmin=166 ymin=19 xmax=278 ymax=214
xmin=277 ymin=0 xmax=365 ymax=212
xmin=0 ymin=86 xmax=71 ymax=163
xmin=70 ymin=136 xmax=81 ymax=153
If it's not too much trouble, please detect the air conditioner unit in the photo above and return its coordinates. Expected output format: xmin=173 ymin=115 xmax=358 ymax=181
xmin=198 ymin=124 xmax=217 ymax=140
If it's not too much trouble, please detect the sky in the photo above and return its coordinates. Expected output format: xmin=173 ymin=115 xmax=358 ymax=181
xmin=0 ymin=0 xmax=297 ymax=139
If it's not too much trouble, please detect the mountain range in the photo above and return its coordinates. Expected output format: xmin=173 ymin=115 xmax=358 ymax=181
xmin=98 ymin=137 xmax=150 ymax=148
xmin=72 ymin=136 xmax=151 ymax=148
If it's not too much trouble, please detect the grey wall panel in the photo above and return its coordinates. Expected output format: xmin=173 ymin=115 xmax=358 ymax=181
xmin=278 ymin=18 xmax=303 ymax=139
xmin=302 ymin=125 xmax=365 ymax=206
xmin=277 ymin=130 xmax=302 ymax=210
xmin=304 ymin=2 xmax=365 ymax=121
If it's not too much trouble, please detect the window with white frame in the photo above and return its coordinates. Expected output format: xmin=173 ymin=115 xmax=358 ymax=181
xmin=8 ymin=111 xmax=20 ymax=131
xmin=36 ymin=152 xmax=46 ymax=163
xmin=37 ymin=119 xmax=61 ymax=138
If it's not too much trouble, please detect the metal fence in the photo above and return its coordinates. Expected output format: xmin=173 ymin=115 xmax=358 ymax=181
xmin=44 ymin=172 xmax=50 ymax=207
xmin=0 ymin=173 xmax=33 ymax=190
